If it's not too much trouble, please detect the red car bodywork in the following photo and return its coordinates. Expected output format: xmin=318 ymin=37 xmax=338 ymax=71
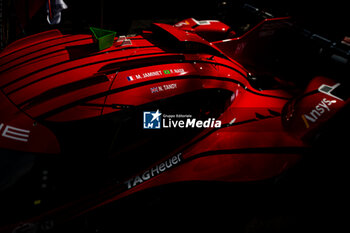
xmin=0 ymin=17 xmax=348 ymax=232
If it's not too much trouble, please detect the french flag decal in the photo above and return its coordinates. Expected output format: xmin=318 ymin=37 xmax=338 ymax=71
xmin=127 ymin=76 xmax=134 ymax=81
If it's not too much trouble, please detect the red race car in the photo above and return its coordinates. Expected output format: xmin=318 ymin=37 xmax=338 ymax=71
xmin=0 ymin=5 xmax=349 ymax=232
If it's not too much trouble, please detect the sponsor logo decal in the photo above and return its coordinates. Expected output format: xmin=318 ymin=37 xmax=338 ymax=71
xmin=301 ymin=83 xmax=344 ymax=128
xmin=0 ymin=123 xmax=30 ymax=142
xmin=301 ymin=98 xmax=336 ymax=128
xmin=124 ymin=153 xmax=182 ymax=189
xmin=143 ymin=110 xmax=222 ymax=129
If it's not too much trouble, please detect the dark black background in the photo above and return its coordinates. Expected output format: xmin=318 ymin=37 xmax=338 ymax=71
xmin=22 ymin=0 xmax=350 ymax=40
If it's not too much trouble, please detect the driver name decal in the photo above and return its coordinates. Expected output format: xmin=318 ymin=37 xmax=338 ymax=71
xmin=126 ymin=68 xmax=186 ymax=81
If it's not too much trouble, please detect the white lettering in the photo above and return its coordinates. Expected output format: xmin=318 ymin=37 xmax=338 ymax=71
xmin=165 ymin=159 xmax=172 ymax=168
xmin=162 ymin=119 xmax=169 ymax=128
xmin=163 ymin=83 xmax=177 ymax=90
xmin=178 ymin=121 xmax=184 ymax=128
xmin=124 ymin=154 xmax=182 ymax=189
xmin=196 ymin=120 xmax=203 ymax=128
xmin=142 ymin=170 xmax=151 ymax=180
xmin=151 ymin=165 xmax=159 ymax=177
xmin=173 ymin=68 xmax=185 ymax=73
xmin=315 ymin=105 xmax=325 ymax=114
xmin=158 ymin=163 xmax=166 ymax=172
xmin=310 ymin=109 xmax=321 ymax=119
xmin=143 ymin=71 xmax=162 ymax=78
xmin=133 ymin=176 xmax=143 ymax=186
xmin=302 ymin=98 xmax=337 ymax=127
xmin=203 ymin=119 xmax=210 ymax=128
xmin=186 ymin=118 xmax=196 ymax=128
xmin=0 ymin=123 xmax=30 ymax=142
xmin=318 ymin=100 xmax=329 ymax=112
xmin=214 ymin=121 xmax=222 ymax=128
xmin=172 ymin=120 xmax=178 ymax=128
xmin=125 ymin=179 xmax=133 ymax=189
xmin=304 ymin=114 xmax=316 ymax=123
xmin=144 ymin=122 xmax=153 ymax=128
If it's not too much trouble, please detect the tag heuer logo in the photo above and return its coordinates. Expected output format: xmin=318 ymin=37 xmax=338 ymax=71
xmin=143 ymin=110 xmax=162 ymax=129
